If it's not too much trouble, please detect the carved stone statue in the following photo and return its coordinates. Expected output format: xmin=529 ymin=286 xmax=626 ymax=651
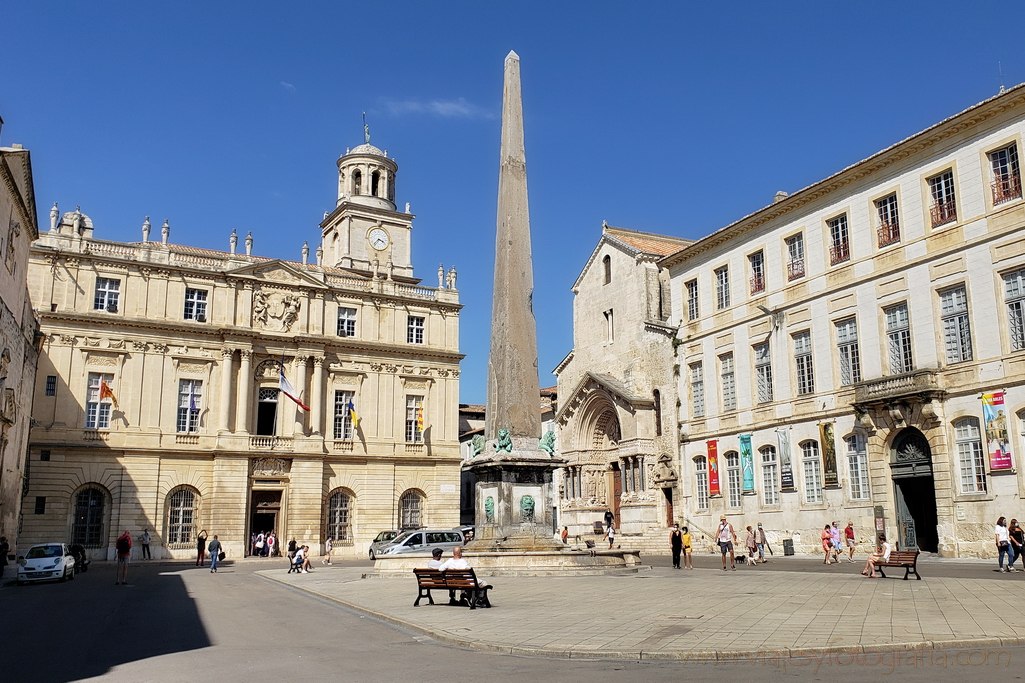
xmin=446 ymin=266 xmax=457 ymax=290
xmin=484 ymin=496 xmax=495 ymax=524
xmin=142 ymin=216 xmax=151 ymax=243
xmin=252 ymin=289 xmax=269 ymax=326
xmin=470 ymin=434 xmax=486 ymax=456
xmin=494 ymin=428 xmax=513 ymax=453
xmin=539 ymin=430 xmax=556 ymax=456
xmin=520 ymin=495 xmax=535 ymax=523
xmin=280 ymin=296 xmax=301 ymax=331
xmin=438 ymin=263 xmax=445 ymax=288
xmin=229 ymin=228 xmax=238 ymax=254
xmin=50 ymin=203 xmax=59 ymax=232
xmin=73 ymin=207 xmax=82 ymax=234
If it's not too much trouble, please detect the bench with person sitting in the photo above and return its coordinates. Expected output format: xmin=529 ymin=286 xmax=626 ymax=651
xmin=413 ymin=546 xmax=493 ymax=609
xmin=873 ymin=549 xmax=921 ymax=580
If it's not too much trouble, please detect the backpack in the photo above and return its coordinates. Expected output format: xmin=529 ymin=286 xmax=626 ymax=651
xmin=115 ymin=537 xmax=130 ymax=553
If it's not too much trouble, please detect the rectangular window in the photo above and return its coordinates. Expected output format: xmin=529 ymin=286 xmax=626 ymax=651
xmin=990 ymin=143 xmax=1022 ymax=205
xmin=34 ymin=496 xmax=46 ymax=514
xmin=183 ymin=288 xmax=208 ymax=321
xmin=1004 ymin=268 xmax=1025 ymax=351
xmin=85 ymin=372 xmax=114 ymax=429
xmin=802 ymin=441 xmax=823 ymax=504
xmin=603 ymin=309 xmax=614 ymax=342
xmin=176 ymin=379 xmax=202 ymax=433
xmin=835 ymin=317 xmax=862 ymax=385
xmin=719 ymin=353 xmax=736 ymax=412
xmin=726 ymin=453 xmax=741 ymax=508
xmin=714 ymin=266 xmax=730 ymax=309
xmin=761 ymin=447 xmax=779 ymax=506
xmin=827 ymin=214 xmax=850 ymax=265
xmin=405 ymin=395 xmax=424 ymax=443
xmin=785 ymin=234 xmax=805 ymax=280
xmin=876 ymin=193 xmax=901 ymax=247
xmin=40 ymin=450 xmax=50 ymax=461
xmin=928 ymin=169 xmax=957 ymax=227
xmin=45 ymin=375 xmax=57 ymax=396
xmin=846 ymin=435 xmax=870 ymax=500
xmin=885 ymin=303 xmax=913 ymax=374
xmin=333 ymin=390 xmax=354 ymax=440
xmin=955 ymin=419 xmax=987 ymax=493
xmin=793 ymin=331 xmax=815 ymax=395
xmin=695 ymin=458 xmax=709 ymax=510
xmin=407 ymin=316 xmax=425 ymax=344
xmin=94 ymin=277 xmax=120 ymax=312
xmin=940 ymin=285 xmax=973 ymax=364
xmin=686 ymin=280 xmax=699 ymax=320
xmin=754 ymin=342 xmax=773 ymax=403
xmin=689 ymin=362 xmax=705 ymax=418
xmin=337 ymin=307 xmax=357 ymax=337
xmin=748 ymin=251 xmax=765 ymax=294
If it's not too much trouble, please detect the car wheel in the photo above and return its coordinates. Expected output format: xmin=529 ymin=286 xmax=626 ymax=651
xmin=61 ymin=567 xmax=69 ymax=582
xmin=369 ymin=550 xmax=376 ymax=561
xmin=68 ymin=566 xmax=75 ymax=581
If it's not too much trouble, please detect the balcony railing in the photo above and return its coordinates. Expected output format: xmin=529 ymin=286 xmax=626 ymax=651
xmin=249 ymin=436 xmax=293 ymax=450
xmin=877 ymin=220 xmax=901 ymax=248
xmin=332 ymin=439 xmax=355 ymax=452
xmin=749 ymin=274 xmax=765 ymax=294
xmin=175 ymin=434 xmax=199 ymax=445
xmin=829 ymin=242 xmax=850 ymax=265
xmin=853 ymin=369 xmax=942 ymax=405
xmin=930 ymin=199 xmax=957 ymax=227
xmin=992 ymin=173 xmax=1023 ymax=206
xmin=786 ymin=259 xmax=805 ymax=280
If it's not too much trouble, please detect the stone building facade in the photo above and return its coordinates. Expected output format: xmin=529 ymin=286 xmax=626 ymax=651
xmin=20 ymin=140 xmax=462 ymax=560
xmin=562 ymin=84 xmax=1025 ymax=557
xmin=0 ymin=143 xmax=41 ymax=554
xmin=555 ymin=226 xmax=690 ymax=550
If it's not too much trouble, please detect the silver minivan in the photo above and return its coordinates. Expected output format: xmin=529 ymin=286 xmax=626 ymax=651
xmin=376 ymin=528 xmax=464 ymax=557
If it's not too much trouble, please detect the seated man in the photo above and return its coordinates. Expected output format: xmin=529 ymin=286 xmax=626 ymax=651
xmin=290 ymin=545 xmax=305 ymax=573
xmin=427 ymin=547 xmax=445 ymax=569
xmin=300 ymin=545 xmax=313 ymax=573
xmin=440 ymin=546 xmax=490 ymax=605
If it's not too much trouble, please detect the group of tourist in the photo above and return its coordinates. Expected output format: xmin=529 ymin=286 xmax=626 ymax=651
xmin=713 ymin=515 xmax=771 ymax=570
xmin=819 ymin=520 xmax=857 ymax=565
xmin=994 ymin=516 xmax=1025 ymax=572
xmin=250 ymin=530 xmax=278 ymax=557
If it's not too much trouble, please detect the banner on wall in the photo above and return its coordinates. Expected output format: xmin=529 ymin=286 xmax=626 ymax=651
xmin=819 ymin=421 xmax=839 ymax=488
xmin=776 ymin=428 xmax=794 ymax=491
xmin=739 ymin=434 xmax=755 ymax=492
xmin=707 ymin=439 xmax=720 ymax=497
xmin=982 ymin=391 xmax=1013 ymax=471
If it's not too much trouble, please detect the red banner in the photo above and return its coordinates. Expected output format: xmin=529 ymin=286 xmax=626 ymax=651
xmin=707 ymin=439 xmax=720 ymax=497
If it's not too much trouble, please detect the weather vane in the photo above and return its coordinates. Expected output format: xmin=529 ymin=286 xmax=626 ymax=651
xmin=362 ymin=112 xmax=371 ymax=145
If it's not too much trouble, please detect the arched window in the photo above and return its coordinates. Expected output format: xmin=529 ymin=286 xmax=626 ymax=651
xmin=353 ymin=170 xmax=362 ymax=195
xmin=694 ymin=456 xmax=709 ymax=510
xmin=371 ymin=170 xmax=381 ymax=197
xmin=801 ymin=441 xmax=822 ymax=504
xmin=954 ymin=418 xmax=986 ymax=493
xmin=72 ymin=486 xmax=107 ymax=547
xmin=759 ymin=446 xmax=779 ymax=506
xmin=327 ymin=489 xmax=353 ymax=542
xmin=724 ymin=451 xmax=741 ymax=508
xmin=602 ymin=255 xmax=611 ymax=285
xmin=399 ymin=489 xmax=425 ymax=529
xmin=166 ymin=486 xmax=199 ymax=548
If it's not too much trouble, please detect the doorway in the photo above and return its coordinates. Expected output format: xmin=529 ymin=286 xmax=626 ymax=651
xmin=249 ymin=490 xmax=282 ymax=556
xmin=890 ymin=428 xmax=939 ymax=552
xmin=611 ymin=464 xmax=622 ymax=528
xmin=663 ymin=488 xmax=674 ymax=526
xmin=256 ymin=389 xmax=278 ymax=436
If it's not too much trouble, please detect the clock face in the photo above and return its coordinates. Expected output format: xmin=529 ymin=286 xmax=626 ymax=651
xmin=368 ymin=228 xmax=389 ymax=250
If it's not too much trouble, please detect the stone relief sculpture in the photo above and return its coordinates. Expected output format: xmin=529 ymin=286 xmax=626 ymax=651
xmin=494 ymin=428 xmax=513 ymax=453
xmin=484 ymin=496 xmax=495 ymax=523
xmin=252 ymin=289 xmax=269 ymax=326
xmin=520 ymin=495 xmax=535 ymax=523
xmin=539 ymin=430 xmax=556 ymax=456
xmin=280 ymin=296 xmax=301 ymax=331
xmin=470 ymin=434 xmax=486 ymax=457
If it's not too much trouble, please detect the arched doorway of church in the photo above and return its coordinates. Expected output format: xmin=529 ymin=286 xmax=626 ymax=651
xmin=889 ymin=428 xmax=938 ymax=552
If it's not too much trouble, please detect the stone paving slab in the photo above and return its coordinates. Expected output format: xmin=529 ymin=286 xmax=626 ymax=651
xmin=258 ymin=564 xmax=1025 ymax=661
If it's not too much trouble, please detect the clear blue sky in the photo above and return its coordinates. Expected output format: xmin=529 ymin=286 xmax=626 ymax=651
xmin=4 ymin=2 xmax=1023 ymax=404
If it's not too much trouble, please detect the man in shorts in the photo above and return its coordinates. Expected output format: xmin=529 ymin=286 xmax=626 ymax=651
xmin=717 ymin=515 xmax=737 ymax=571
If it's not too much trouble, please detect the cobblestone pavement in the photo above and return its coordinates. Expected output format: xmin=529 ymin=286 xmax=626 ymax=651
xmin=259 ymin=557 xmax=1025 ymax=661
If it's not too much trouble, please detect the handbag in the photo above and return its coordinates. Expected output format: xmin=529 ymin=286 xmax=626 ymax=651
xmin=218 ymin=551 xmax=226 ymax=561
xmin=256 ymin=541 xmax=264 ymax=549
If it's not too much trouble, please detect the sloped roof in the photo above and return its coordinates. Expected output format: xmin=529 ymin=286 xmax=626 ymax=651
xmin=604 ymin=226 xmax=692 ymax=257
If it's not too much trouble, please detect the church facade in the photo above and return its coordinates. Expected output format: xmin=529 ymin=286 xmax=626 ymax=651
xmin=19 ymin=139 xmax=462 ymax=560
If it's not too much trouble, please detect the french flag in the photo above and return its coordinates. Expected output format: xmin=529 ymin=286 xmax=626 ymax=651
xmin=279 ymin=366 xmax=310 ymax=412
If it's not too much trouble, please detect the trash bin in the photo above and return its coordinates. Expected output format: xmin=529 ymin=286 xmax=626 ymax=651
xmin=783 ymin=539 xmax=795 ymax=556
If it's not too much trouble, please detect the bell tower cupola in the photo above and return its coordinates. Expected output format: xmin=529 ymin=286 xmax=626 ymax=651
xmin=336 ymin=121 xmax=398 ymax=211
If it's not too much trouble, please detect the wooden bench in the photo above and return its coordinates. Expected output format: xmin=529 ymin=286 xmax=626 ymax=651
xmin=413 ymin=568 xmax=493 ymax=609
xmin=874 ymin=550 xmax=921 ymax=580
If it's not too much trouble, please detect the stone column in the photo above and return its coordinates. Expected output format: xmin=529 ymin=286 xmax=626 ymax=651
xmin=311 ymin=356 xmax=325 ymax=435
xmin=294 ymin=356 xmax=308 ymax=436
xmin=219 ymin=348 xmax=234 ymax=432
xmin=236 ymin=350 xmax=252 ymax=434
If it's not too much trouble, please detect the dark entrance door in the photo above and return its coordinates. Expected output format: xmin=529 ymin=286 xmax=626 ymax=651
xmin=256 ymin=390 xmax=278 ymax=436
xmin=890 ymin=428 xmax=939 ymax=552
xmin=663 ymin=488 xmax=674 ymax=526
xmin=249 ymin=490 xmax=282 ymax=556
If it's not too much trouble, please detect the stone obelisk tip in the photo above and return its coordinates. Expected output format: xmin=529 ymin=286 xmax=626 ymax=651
xmin=506 ymin=50 xmax=519 ymax=62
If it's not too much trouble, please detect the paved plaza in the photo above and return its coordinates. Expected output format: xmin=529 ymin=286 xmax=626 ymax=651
xmin=260 ymin=555 xmax=1025 ymax=661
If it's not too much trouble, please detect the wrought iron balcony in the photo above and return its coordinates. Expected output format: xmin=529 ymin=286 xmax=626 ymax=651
xmin=930 ymin=199 xmax=957 ymax=228
xmin=877 ymin=220 xmax=901 ymax=248
xmin=992 ymin=173 xmax=1022 ymax=206
xmin=749 ymin=274 xmax=765 ymax=294
xmin=829 ymin=242 xmax=850 ymax=265
xmin=787 ymin=258 xmax=805 ymax=280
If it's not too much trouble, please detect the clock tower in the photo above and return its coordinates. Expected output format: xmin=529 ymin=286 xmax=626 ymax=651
xmin=320 ymin=135 xmax=415 ymax=279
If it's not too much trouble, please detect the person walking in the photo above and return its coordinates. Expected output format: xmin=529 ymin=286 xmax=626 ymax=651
xmin=561 ymin=526 xmax=569 ymax=544
xmin=266 ymin=532 xmax=277 ymax=558
xmin=829 ymin=521 xmax=843 ymax=563
xmin=755 ymin=523 xmax=769 ymax=563
xmin=604 ymin=509 xmax=615 ymax=530
xmin=682 ymin=526 xmax=694 ymax=569
xmin=717 ymin=515 xmax=737 ymax=571
xmin=669 ymin=523 xmax=683 ymax=569
xmin=744 ymin=525 xmax=758 ymax=565
xmin=1010 ymin=520 xmax=1025 ymax=571
xmin=322 ymin=537 xmax=333 ymax=565
xmin=207 ymin=535 xmax=222 ymax=573
xmin=115 ymin=530 xmax=132 ymax=585
xmin=604 ymin=524 xmax=617 ymax=549
xmin=996 ymin=516 xmax=1012 ymax=572
xmin=844 ymin=521 xmax=857 ymax=562
xmin=139 ymin=529 xmax=152 ymax=560
xmin=196 ymin=529 xmax=208 ymax=567
xmin=821 ymin=524 xmax=834 ymax=565
xmin=254 ymin=531 xmax=265 ymax=557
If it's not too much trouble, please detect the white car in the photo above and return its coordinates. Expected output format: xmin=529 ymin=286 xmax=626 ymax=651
xmin=17 ymin=543 xmax=76 ymax=584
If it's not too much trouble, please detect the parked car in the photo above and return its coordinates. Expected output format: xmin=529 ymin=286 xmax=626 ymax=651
xmin=17 ymin=543 xmax=76 ymax=584
xmin=368 ymin=530 xmax=399 ymax=560
xmin=376 ymin=529 xmax=464 ymax=557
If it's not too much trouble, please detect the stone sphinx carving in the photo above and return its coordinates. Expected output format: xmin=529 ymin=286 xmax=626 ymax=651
xmin=494 ymin=428 xmax=513 ymax=453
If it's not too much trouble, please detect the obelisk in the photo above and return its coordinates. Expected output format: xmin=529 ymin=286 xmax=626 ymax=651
xmin=485 ymin=50 xmax=542 ymax=442
xmin=465 ymin=51 xmax=564 ymax=552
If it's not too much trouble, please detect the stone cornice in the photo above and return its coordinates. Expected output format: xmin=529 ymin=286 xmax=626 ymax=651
xmin=660 ymin=83 xmax=1025 ymax=270
xmin=0 ymin=149 xmax=39 ymax=238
